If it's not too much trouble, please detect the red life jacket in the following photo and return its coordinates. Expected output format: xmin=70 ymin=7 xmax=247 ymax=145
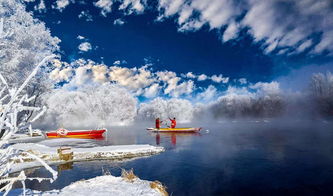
xmin=155 ymin=119 xmax=160 ymax=129
xmin=170 ymin=119 xmax=176 ymax=128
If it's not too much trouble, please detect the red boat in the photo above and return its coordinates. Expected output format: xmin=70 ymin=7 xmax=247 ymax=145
xmin=46 ymin=128 xmax=107 ymax=139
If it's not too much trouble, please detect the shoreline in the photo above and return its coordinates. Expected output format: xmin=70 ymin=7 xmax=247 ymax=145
xmin=10 ymin=143 xmax=165 ymax=174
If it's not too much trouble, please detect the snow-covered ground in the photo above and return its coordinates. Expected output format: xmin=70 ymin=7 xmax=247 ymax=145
xmin=10 ymin=143 xmax=164 ymax=174
xmin=13 ymin=174 xmax=168 ymax=196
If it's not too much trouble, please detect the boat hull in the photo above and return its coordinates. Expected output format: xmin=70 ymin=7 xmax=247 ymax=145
xmin=147 ymin=127 xmax=201 ymax=133
xmin=46 ymin=129 xmax=106 ymax=139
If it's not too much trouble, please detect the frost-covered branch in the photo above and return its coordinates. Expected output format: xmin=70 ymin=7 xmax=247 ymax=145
xmin=0 ymin=55 xmax=57 ymax=196
xmin=0 ymin=18 xmax=3 ymax=37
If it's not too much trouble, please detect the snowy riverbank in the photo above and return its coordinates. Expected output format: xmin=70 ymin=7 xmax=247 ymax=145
xmin=10 ymin=143 xmax=165 ymax=174
xmin=13 ymin=174 xmax=168 ymax=196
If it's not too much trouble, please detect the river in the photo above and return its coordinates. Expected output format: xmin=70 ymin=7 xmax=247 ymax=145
xmin=12 ymin=120 xmax=333 ymax=195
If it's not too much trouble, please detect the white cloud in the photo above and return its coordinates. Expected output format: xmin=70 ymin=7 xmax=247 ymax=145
xmin=158 ymin=0 xmax=240 ymax=32
xmin=242 ymin=0 xmax=333 ymax=55
xmin=77 ymin=35 xmax=85 ymax=40
xmin=58 ymin=60 xmax=106 ymax=88
xmin=295 ymin=39 xmax=312 ymax=53
xmin=163 ymin=75 xmax=181 ymax=94
xmin=222 ymin=22 xmax=239 ymax=42
xmin=238 ymin=78 xmax=247 ymax=85
xmin=196 ymin=85 xmax=217 ymax=101
xmin=49 ymin=67 xmax=73 ymax=82
xmin=197 ymin=74 xmax=207 ymax=81
xmin=31 ymin=0 xmax=333 ymax=55
xmin=178 ymin=19 xmax=205 ymax=32
xmin=73 ymin=66 xmax=91 ymax=86
xmin=154 ymin=0 xmax=333 ymax=55
xmin=49 ymin=59 xmax=235 ymax=99
xmin=224 ymin=86 xmax=255 ymax=98
xmin=78 ymin=42 xmax=92 ymax=52
xmin=92 ymin=65 xmax=108 ymax=83
xmin=114 ymin=18 xmax=125 ymax=26
xmin=94 ymin=0 xmax=113 ymax=17
xmin=109 ymin=66 xmax=154 ymax=90
xmin=157 ymin=0 xmax=185 ymax=19
xmin=78 ymin=10 xmax=93 ymax=22
xmin=250 ymin=81 xmax=281 ymax=95
xmin=170 ymin=80 xmax=195 ymax=97
xmin=177 ymin=5 xmax=192 ymax=25
xmin=194 ymin=0 xmax=237 ymax=29
xmin=313 ymin=29 xmax=333 ymax=54
xmin=53 ymin=0 xmax=70 ymax=12
xmin=157 ymin=71 xmax=177 ymax=82
xmin=113 ymin=60 xmax=121 ymax=65
xmin=211 ymin=74 xmax=229 ymax=83
xmin=94 ymin=0 xmax=146 ymax=16
xmin=144 ymin=83 xmax=160 ymax=98
xmin=119 ymin=0 xmax=146 ymax=14
xmin=185 ymin=72 xmax=196 ymax=79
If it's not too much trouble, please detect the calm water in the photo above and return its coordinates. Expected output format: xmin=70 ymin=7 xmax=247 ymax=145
xmin=11 ymin=120 xmax=333 ymax=195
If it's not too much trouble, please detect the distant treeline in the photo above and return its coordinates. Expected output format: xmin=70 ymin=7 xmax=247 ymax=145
xmin=37 ymin=72 xmax=333 ymax=128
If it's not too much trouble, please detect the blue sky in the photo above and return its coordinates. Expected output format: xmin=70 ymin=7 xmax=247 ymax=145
xmin=24 ymin=0 xmax=333 ymax=99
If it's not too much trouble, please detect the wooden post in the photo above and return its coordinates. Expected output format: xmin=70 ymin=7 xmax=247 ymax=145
xmin=57 ymin=146 xmax=73 ymax=161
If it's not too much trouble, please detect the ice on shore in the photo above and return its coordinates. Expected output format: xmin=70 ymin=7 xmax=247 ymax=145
xmin=10 ymin=143 xmax=165 ymax=174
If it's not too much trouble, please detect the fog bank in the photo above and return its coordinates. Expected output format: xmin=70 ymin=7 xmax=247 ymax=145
xmin=34 ymin=71 xmax=333 ymax=128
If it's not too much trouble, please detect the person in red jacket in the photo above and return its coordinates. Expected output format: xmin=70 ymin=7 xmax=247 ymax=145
xmin=169 ymin=117 xmax=176 ymax=128
xmin=155 ymin=118 xmax=162 ymax=129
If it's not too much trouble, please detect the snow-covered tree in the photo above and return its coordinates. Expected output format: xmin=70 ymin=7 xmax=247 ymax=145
xmin=43 ymin=84 xmax=138 ymax=127
xmin=0 ymin=0 xmax=60 ymax=121
xmin=0 ymin=0 xmax=59 ymax=84
xmin=196 ymin=84 xmax=284 ymax=119
xmin=209 ymin=92 xmax=254 ymax=118
xmin=0 ymin=55 xmax=57 ymax=196
xmin=138 ymin=98 xmax=194 ymax=122
xmin=309 ymin=72 xmax=333 ymax=116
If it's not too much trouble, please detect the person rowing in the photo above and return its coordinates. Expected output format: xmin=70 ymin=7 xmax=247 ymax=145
xmin=155 ymin=118 xmax=163 ymax=129
xmin=169 ymin=117 xmax=177 ymax=128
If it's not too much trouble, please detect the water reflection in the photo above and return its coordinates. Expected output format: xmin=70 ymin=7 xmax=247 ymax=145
xmin=57 ymin=162 xmax=73 ymax=172
xmin=153 ymin=132 xmax=201 ymax=146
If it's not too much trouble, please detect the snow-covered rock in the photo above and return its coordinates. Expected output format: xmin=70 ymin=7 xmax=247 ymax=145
xmin=16 ymin=174 xmax=168 ymax=196
xmin=46 ymin=175 xmax=166 ymax=196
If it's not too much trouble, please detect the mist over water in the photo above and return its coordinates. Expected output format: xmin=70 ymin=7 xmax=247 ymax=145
xmin=20 ymin=120 xmax=333 ymax=195
xmin=35 ymin=70 xmax=333 ymax=129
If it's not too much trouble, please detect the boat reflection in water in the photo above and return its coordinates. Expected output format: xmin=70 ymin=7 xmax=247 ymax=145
xmin=154 ymin=132 xmax=201 ymax=146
